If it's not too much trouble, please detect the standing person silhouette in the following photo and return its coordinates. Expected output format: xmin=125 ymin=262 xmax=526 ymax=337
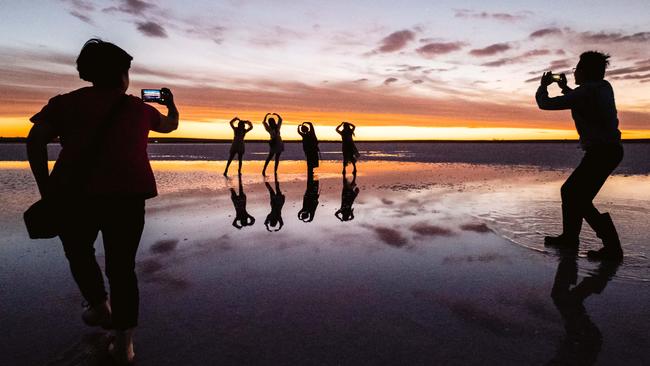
xmin=297 ymin=121 xmax=319 ymax=177
xmin=262 ymin=112 xmax=283 ymax=176
xmin=26 ymin=39 xmax=179 ymax=365
xmin=536 ymin=51 xmax=623 ymax=261
xmin=224 ymin=117 xmax=253 ymax=176
xmin=336 ymin=121 xmax=360 ymax=174
xmin=264 ymin=177 xmax=285 ymax=231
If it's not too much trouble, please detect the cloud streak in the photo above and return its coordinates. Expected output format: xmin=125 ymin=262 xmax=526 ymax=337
xmin=470 ymin=43 xmax=511 ymax=56
xmin=375 ymin=30 xmax=416 ymax=53
xmin=416 ymin=42 xmax=465 ymax=57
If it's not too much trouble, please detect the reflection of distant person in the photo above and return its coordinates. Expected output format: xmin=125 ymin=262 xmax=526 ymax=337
xmin=298 ymin=173 xmax=320 ymax=223
xmin=26 ymin=39 xmax=179 ymax=365
xmin=336 ymin=121 xmax=360 ymax=174
xmin=335 ymin=171 xmax=360 ymax=222
xmin=536 ymin=51 xmax=623 ymax=261
xmin=230 ymin=174 xmax=255 ymax=229
xmin=548 ymin=254 xmax=619 ymax=365
xmin=224 ymin=117 xmax=253 ymax=176
xmin=262 ymin=113 xmax=283 ymax=176
xmin=265 ymin=177 xmax=285 ymax=231
xmin=297 ymin=121 xmax=320 ymax=176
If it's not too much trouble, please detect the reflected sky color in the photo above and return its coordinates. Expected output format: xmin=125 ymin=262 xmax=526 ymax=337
xmin=1 ymin=0 xmax=649 ymax=139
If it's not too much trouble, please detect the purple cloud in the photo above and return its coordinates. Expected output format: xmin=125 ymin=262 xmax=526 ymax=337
xmin=104 ymin=0 xmax=154 ymax=15
xmin=580 ymin=31 xmax=650 ymax=43
xmin=377 ymin=30 xmax=416 ymax=53
xmin=482 ymin=49 xmax=551 ymax=67
xmin=470 ymin=43 xmax=511 ymax=56
xmin=454 ymin=9 xmax=529 ymax=22
xmin=383 ymin=77 xmax=398 ymax=85
xmin=529 ymin=27 xmax=562 ymax=38
xmin=136 ymin=21 xmax=168 ymax=38
xmin=416 ymin=42 xmax=465 ymax=57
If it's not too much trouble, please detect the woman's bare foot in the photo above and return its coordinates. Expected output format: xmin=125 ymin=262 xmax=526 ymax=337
xmin=109 ymin=328 xmax=135 ymax=365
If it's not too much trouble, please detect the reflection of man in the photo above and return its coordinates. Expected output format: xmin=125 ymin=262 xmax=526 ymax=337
xmin=536 ymin=51 xmax=623 ymax=261
xmin=548 ymin=255 xmax=620 ymax=365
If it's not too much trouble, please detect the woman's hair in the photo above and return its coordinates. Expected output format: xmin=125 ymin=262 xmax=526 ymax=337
xmin=76 ymin=38 xmax=133 ymax=87
xmin=268 ymin=118 xmax=277 ymax=128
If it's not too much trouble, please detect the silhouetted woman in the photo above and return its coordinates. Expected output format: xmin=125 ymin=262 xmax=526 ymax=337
xmin=298 ymin=173 xmax=320 ymax=223
xmin=262 ymin=112 xmax=283 ymax=176
xmin=335 ymin=171 xmax=360 ymax=222
xmin=264 ymin=177 xmax=285 ymax=231
xmin=224 ymin=117 xmax=253 ymax=176
xmin=336 ymin=121 xmax=359 ymax=174
xmin=230 ymin=174 xmax=255 ymax=229
xmin=26 ymin=39 xmax=179 ymax=365
xmin=297 ymin=121 xmax=319 ymax=176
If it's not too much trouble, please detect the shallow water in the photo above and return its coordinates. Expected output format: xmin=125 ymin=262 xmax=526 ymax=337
xmin=2 ymin=160 xmax=649 ymax=365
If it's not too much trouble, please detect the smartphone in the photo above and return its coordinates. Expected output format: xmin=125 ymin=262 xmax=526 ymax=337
xmin=141 ymin=89 xmax=165 ymax=103
xmin=551 ymin=74 xmax=562 ymax=82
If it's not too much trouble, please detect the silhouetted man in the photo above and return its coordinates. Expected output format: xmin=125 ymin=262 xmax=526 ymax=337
xmin=536 ymin=51 xmax=623 ymax=261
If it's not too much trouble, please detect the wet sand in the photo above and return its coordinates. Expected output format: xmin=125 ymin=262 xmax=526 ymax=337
xmin=1 ymin=161 xmax=649 ymax=365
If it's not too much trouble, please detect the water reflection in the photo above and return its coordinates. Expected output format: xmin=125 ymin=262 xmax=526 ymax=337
xmin=264 ymin=177 xmax=285 ymax=232
xmin=548 ymin=254 xmax=620 ymax=365
xmin=298 ymin=173 xmax=320 ymax=223
xmin=229 ymin=175 xmax=255 ymax=229
xmin=335 ymin=171 xmax=360 ymax=222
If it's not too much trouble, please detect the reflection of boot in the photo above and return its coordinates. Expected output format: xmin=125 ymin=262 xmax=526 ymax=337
xmin=587 ymin=213 xmax=623 ymax=261
xmin=545 ymin=204 xmax=581 ymax=248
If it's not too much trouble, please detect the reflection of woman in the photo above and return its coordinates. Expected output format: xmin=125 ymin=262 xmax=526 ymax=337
xmin=224 ymin=117 xmax=253 ymax=176
xmin=549 ymin=255 xmax=619 ymax=365
xmin=297 ymin=121 xmax=319 ymax=175
xmin=26 ymin=39 xmax=179 ymax=364
xmin=336 ymin=121 xmax=359 ymax=174
xmin=265 ymin=178 xmax=285 ymax=231
xmin=335 ymin=172 xmax=360 ymax=222
xmin=298 ymin=174 xmax=320 ymax=223
xmin=262 ymin=113 xmax=283 ymax=176
xmin=230 ymin=175 xmax=255 ymax=229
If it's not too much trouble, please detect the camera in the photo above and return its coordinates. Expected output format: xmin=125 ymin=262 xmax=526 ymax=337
xmin=551 ymin=74 xmax=563 ymax=82
xmin=141 ymin=89 xmax=167 ymax=103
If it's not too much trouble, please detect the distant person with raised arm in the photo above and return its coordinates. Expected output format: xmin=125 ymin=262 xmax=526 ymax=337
xmin=336 ymin=121 xmax=360 ymax=174
xmin=297 ymin=121 xmax=320 ymax=177
xmin=26 ymin=39 xmax=179 ymax=365
xmin=224 ymin=117 xmax=253 ymax=176
xmin=536 ymin=51 xmax=623 ymax=261
xmin=262 ymin=112 xmax=283 ymax=176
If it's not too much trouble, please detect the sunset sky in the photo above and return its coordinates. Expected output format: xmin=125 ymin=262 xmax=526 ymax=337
xmin=1 ymin=0 xmax=649 ymax=140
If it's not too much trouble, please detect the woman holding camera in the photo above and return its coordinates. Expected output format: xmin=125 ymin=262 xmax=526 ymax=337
xmin=26 ymin=39 xmax=179 ymax=365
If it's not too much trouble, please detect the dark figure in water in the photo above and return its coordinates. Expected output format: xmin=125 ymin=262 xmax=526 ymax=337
xmin=264 ymin=177 xmax=285 ymax=231
xmin=336 ymin=121 xmax=360 ymax=174
xmin=262 ymin=112 xmax=283 ymax=176
xmin=297 ymin=121 xmax=320 ymax=177
xmin=224 ymin=117 xmax=253 ymax=176
xmin=548 ymin=254 xmax=619 ymax=365
xmin=335 ymin=171 xmax=360 ymax=222
xmin=536 ymin=51 xmax=623 ymax=261
xmin=230 ymin=174 xmax=255 ymax=229
xmin=298 ymin=173 xmax=320 ymax=223
xmin=26 ymin=39 xmax=179 ymax=364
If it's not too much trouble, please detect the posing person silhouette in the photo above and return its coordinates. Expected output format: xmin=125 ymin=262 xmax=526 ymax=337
xmin=336 ymin=121 xmax=359 ymax=174
xmin=297 ymin=121 xmax=320 ymax=177
xmin=536 ymin=51 xmax=623 ymax=261
xmin=264 ymin=177 xmax=285 ymax=231
xmin=262 ymin=113 xmax=283 ymax=176
xmin=230 ymin=174 xmax=255 ymax=229
xmin=224 ymin=117 xmax=253 ymax=176
xmin=26 ymin=39 xmax=179 ymax=364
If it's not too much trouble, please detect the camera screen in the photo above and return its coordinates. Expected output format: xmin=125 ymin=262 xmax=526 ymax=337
xmin=141 ymin=89 xmax=161 ymax=102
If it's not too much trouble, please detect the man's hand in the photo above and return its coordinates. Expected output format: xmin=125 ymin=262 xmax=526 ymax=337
xmin=557 ymin=73 xmax=568 ymax=89
xmin=159 ymin=87 xmax=175 ymax=108
xmin=540 ymin=72 xmax=554 ymax=87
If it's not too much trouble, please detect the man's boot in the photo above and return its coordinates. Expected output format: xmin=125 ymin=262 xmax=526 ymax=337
xmin=586 ymin=212 xmax=623 ymax=261
xmin=545 ymin=204 xmax=581 ymax=248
